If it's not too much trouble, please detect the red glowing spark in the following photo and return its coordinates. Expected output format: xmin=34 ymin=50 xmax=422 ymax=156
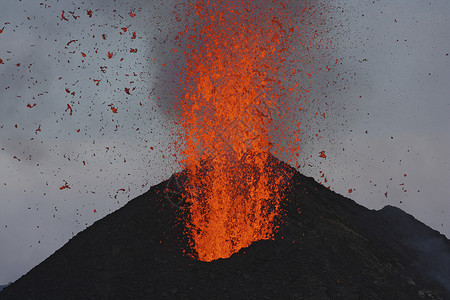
xmin=59 ymin=184 xmax=70 ymax=190
xmin=107 ymin=52 xmax=113 ymax=59
xmin=65 ymin=104 xmax=73 ymax=116
xmin=35 ymin=125 xmax=41 ymax=134
xmin=319 ymin=150 xmax=327 ymax=158
xmin=114 ymin=188 xmax=126 ymax=199
xmin=124 ymin=88 xmax=131 ymax=95
xmin=130 ymin=48 xmax=137 ymax=53
xmin=65 ymin=88 xmax=75 ymax=96
xmin=121 ymin=27 xmax=127 ymax=32
xmin=27 ymin=103 xmax=37 ymax=108
xmin=129 ymin=12 xmax=136 ymax=18
xmin=108 ymin=104 xmax=118 ymax=113
xmin=348 ymin=189 xmax=353 ymax=193
xmin=102 ymin=34 xmax=107 ymax=40
xmin=61 ymin=10 xmax=68 ymax=21
xmin=131 ymin=32 xmax=136 ymax=39
xmin=66 ymin=39 xmax=78 ymax=46
xmin=0 ymin=58 xmax=3 ymax=64
xmin=81 ymin=52 xmax=86 ymax=57
xmin=87 ymin=10 xmax=93 ymax=18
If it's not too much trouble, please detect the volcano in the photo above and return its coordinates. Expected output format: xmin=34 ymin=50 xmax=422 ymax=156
xmin=1 ymin=154 xmax=449 ymax=299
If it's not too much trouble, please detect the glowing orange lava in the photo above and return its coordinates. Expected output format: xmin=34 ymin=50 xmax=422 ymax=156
xmin=174 ymin=0 xmax=315 ymax=261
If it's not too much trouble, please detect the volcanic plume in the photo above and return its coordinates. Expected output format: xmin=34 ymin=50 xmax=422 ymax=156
xmin=171 ymin=0 xmax=327 ymax=262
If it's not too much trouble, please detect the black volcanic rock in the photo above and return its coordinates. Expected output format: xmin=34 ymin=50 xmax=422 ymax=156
xmin=1 ymin=155 xmax=449 ymax=299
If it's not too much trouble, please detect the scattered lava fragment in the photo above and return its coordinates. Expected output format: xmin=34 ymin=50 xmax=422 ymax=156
xmin=66 ymin=39 xmax=78 ymax=46
xmin=107 ymin=52 xmax=113 ymax=59
xmin=59 ymin=183 xmax=70 ymax=190
xmin=108 ymin=104 xmax=118 ymax=113
xmin=61 ymin=10 xmax=68 ymax=21
xmin=65 ymin=88 xmax=75 ymax=96
xmin=129 ymin=12 xmax=136 ymax=18
xmin=114 ymin=188 xmax=126 ymax=199
xmin=65 ymin=104 xmax=73 ymax=116
xmin=319 ymin=150 xmax=327 ymax=159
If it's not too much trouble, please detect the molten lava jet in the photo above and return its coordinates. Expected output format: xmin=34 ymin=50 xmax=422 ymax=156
xmin=174 ymin=0 xmax=318 ymax=261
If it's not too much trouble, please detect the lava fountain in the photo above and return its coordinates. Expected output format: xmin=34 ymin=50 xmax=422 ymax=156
xmin=173 ymin=0 xmax=322 ymax=261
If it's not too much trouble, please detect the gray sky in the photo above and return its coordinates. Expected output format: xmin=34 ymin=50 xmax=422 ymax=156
xmin=0 ymin=0 xmax=449 ymax=285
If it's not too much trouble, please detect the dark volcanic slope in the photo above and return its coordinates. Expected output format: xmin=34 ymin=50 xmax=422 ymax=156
xmin=1 ymin=156 xmax=449 ymax=299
